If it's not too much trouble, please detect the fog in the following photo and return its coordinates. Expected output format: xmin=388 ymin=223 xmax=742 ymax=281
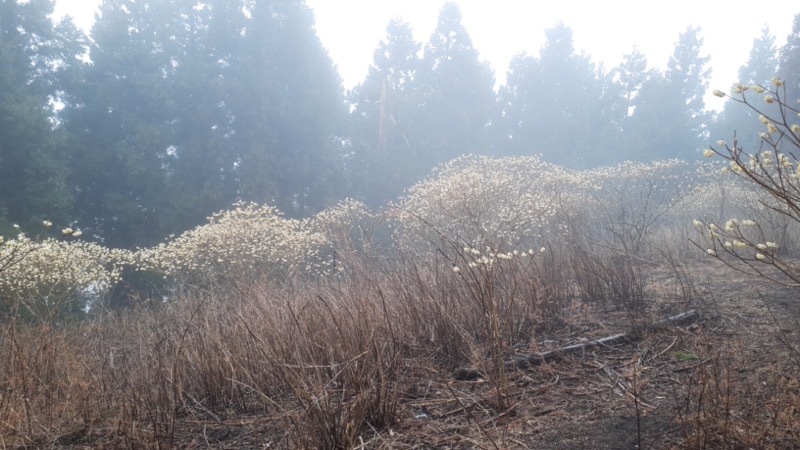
xmin=2 ymin=0 xmax=800 ymax=249
xmin=5 ymin=3 xmax=800 ymax=447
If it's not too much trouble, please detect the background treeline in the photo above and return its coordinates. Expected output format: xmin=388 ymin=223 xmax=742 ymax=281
xmin=1 ymin=0 xmax=799 ymax=249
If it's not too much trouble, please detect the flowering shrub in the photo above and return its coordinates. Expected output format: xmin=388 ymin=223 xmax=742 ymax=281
xmin=306 ymin=198 xmax=399 ymax=275
xmin=696 ymin=78 xmax=800 ymax=285
xmin=5 ymin=143 xmax=785 ymax=317
xmin=0 ymin=203 xmax=338 ymax=316
xmin=132 ymin=201 xmax=329 ymax=285
xmin=579 ymin=159 xmax=691 ymax=254
xmin=393 ymin=154 xmax=699 ymax=262
xmin=678 ymin=162 xmax=755 ymax=221
xmin=0 ymin=231 xmax=126 ymax=318
xmin=389 ymin=155 xmax=699 ymax=332
xmin=393 ymin=155 xmax=594 ymax=255
xmin=310 ymin=199 xmax=376 ymax=254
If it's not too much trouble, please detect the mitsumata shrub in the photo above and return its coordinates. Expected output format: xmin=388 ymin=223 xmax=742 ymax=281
xmin=696 ymin=77 xmax=800 ymax=283
xmin=0 ymin=229 xmax=126 ymax=319
xmin=131 ymin=201 xmax=330 ymax=285
xmin=393 ymin=154 xmax=593 ymax=256
xmin=3 ymin=147 xmax=795 ymax=314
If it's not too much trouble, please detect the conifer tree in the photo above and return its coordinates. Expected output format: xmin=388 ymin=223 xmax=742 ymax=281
xmin=626 ymin=27 xmax=711 ymax=161
xmin=495 ymin=23 xmax=616 ymax=166
xmin=779 ymin=13 xmax=800 ymax=100
xmin=348 ymin=19 xmax=422 ymax=206
xmin=712 ymin=26 xmax=779 ymax=152
xmin=415 ymin=2 xmax=495 ymax=168
xmin=228 ymin=0 xmax=345 ymax=216
xmin=0 ymin=0 xmax=84 ymax=230
xmin=65 ymin=0 xmax=181 ymax=247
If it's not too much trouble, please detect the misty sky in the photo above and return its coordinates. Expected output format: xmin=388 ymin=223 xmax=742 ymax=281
xmin=53 ymin=0 xmax=798 ymax=110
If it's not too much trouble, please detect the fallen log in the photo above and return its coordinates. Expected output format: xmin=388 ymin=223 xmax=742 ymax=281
xmin=453 ymin=309 xmax=699 ymax=379
xmin=508 ymin=332 xmax=629 ymax=369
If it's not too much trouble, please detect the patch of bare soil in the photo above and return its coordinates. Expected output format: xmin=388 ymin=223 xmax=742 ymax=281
xmin=52 ymin=262 xmax=799 ymax=450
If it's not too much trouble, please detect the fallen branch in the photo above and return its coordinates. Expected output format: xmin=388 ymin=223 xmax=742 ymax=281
xmin=653 ymin=309 xmax=699 ymax=327
xmin=453 ymin=310 xmax=699 ymax=380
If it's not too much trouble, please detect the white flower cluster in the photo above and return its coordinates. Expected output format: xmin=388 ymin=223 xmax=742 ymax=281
xmin=581 ymin=159 xmax=690 ymax=235
xmin=723 ymin=80 xmax=781 ymax=96
xmin=0 ymin=233 xmax=125 ymax=303
xmin=677 ymin=163 xmax=766 ymax=224
xmin=309 ymin=198 xmax=377 ymax=254
xmin=726 ymin=150 xmax=799 ymax=176
xmin=695 ymin=80 xmax=800 ymax=261
xmin=453 ymin=245 xmax=546 ymax=272
xmin=393 ymin=155 xmax=594 ymax=254
xmin=132 ymin=201 xmax=329 ymax=283
xmin=694 ymin=218 xmax=779 ymax=263
xmin=0 ymin=202 xmax=344 ymax=308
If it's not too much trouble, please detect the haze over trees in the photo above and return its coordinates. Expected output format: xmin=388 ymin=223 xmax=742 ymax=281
xmin=0 ymin=0 xmax=84 ymax=230
xmin=5 ymin=3 xmax=800 ymax=446
xmin=2 ymin=0 xmax=800 ymax=248
xmin=63 ymin=0 xmax=344 ymax=247
xmin=709 ymin=27 xmax=780 ymax=152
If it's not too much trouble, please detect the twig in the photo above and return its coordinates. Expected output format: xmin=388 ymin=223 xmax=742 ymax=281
xmin=672 ymin=358 xmax=711 ymax=373
xmin=651 ymin=336 xmax=678 ymax=362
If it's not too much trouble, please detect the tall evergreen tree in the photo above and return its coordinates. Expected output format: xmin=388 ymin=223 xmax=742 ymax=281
xmin=667 ymin=26 xmax=711 ymax=136
xmin=227 ymin=0 xmax=345 ymax=216
xmin=607 ymin=47 xmax=658 ymax=161
xmin=159 ymin=0 xmax=240 ymax=235
xmin=65 ymin=0 xmax=346 ymax=247
xmin=0 ymin=0 xmax=84 ymax=229
xmin=414 ymin=2 xmax=495 ymax=169
xmin=739 ymin=26 xmax=780 ymax=87
xmin=615 ymin=47 xmax=650 ymax=121
xmin=65 ymin=0 xmax=182 ymax=247
xmin=779 ymin=13 xmax=800 ymax=100
xmin=495 ymin=23 xmax=617 ymax=167
xmin=712 ymin=26 xmax=779 ymax=151
xmin=626 ymin=27 xmax=711 ymax=160
xmin=347 ymin=19 xmax=422 ymax=206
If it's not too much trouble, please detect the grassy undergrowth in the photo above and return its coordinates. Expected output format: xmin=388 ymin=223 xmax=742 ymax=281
xmin=4 ymin=142 xmax=800 ymax=447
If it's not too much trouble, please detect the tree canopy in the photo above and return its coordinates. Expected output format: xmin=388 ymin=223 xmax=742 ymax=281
xmin=0 ymin=0 xmax=84 ymax=231
xmin=63 ymin=0 xmax=344 ymax=247
xmin=1 ymin=0 xmax=798 ymax=250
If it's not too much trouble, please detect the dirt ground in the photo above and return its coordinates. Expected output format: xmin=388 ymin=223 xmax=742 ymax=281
xmin=47 ymin=261 xmax=800 ymax=450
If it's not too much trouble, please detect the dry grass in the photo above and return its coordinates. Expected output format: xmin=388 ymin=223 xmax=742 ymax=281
xmin=670 ymin=340 xmax=800 ymax=449
xmin=1 ymin=251 xmax=799 ymax=449
xmin=671 ymin=295 xmax=800 ymax=450
xmin=0 ymin=236 xmax=584 ymax=448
